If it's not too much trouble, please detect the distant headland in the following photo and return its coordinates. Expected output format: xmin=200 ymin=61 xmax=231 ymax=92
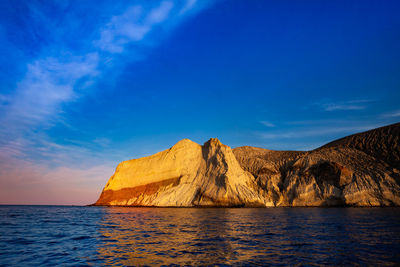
xmin=94 ymin=123 xmax=400 ymax=207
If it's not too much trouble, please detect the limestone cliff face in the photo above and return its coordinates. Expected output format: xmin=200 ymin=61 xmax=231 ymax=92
xmin=95 ymin=123 xmax=400 ymax=207
xmin=95 ymin=138 xmax=265 ymax=207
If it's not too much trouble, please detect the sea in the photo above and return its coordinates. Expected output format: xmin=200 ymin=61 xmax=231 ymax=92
xmin=0 ymin=206 xmax=399 ymax=266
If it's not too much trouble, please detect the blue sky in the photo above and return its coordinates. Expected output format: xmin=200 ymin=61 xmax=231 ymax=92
xmin=0 ymin=0 xmax=399 ymax=204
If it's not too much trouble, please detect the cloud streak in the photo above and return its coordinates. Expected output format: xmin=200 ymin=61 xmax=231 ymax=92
xmin=323 ymin=104 xmax=366 ymax=111
xmin=1 ymin=53 xmax=99 ymax=134
xmin=260 ymin=121 xmax=275 ymax=127
xmin=381 ymin=110 xmax=400 ymax=118
xmin=315 ymin=99 xmax=372 ymax=112
xmin=257 ymin=124 xmax=382 ymax=140
xmin=96 ymin=2 xmax=174 ymax=53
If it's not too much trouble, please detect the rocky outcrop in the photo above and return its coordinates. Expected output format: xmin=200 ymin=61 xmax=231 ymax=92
xmin=95 ymin=138 xmax=266 ymax=207
xmin=233 ymin=123 xmax=400 ymax=206
xmin=95 ymin=123 xmax=400 ymax=207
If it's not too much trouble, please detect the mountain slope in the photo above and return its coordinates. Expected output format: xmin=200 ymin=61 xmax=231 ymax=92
xmin=233 ymin=123 xmax=400 ymax=206
xmin=320 ymin=122 xmax=400 ymax=169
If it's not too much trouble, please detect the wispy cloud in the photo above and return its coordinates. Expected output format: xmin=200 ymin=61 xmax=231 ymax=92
xmin=179 ymin=0 xmax=197 ymax=14
xmin=315 ymin=99 xmax=372 ymax=112
xmin=286 ymin=119 xmax=360 ymax=126
xmin=323 ymin=104 xmax=366 ymax=111
xmin=381 ymin=110 xmax=400 ymax=118
xmin=96 ymin=1 xmax=174 ymax=53
xmin=256 ymin=124 xmax=381 ymax=140
xmin=1 ymin=53 xmax=98 ymax=134
xmin=260 ymin=121 xmax=275 ymax=127
xmin=261 ymin=112 xmax=399 ymax=150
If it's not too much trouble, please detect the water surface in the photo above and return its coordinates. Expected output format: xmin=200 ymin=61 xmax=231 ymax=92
xmin=1 ymin=206 xmax=399 ymax=266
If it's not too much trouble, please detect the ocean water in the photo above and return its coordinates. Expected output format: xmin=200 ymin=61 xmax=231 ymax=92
xmin=0 ymin=206 xmax=400 ymax=266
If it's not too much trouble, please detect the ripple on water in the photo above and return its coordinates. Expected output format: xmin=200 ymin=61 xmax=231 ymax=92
xmin=0 ymin=206 xmax=400 ymax=265
xmin=71 ymin=235 xmax=92 ymax=241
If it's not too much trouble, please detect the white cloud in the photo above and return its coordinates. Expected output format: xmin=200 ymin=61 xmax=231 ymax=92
xmin=96 ymin=1 xmax=174 ymax=53
xmin=179 ymin=0 xmax=197 ymax=14
xmin=315 ymin=99 xmax=372 ymax=112
xmin=381 ymin=110 xmax=400 ymax=118
xmin=147 ymin=1 xmax=174 ymax=23
xmin=260 ymin=121 xmax=275 ymax=127
xmin=286 ymin=119 xmax=357 ymax=125
xmin=1 ymin=53 xmax=99 ymax=135
xmin=323 ymin=104 xmax=365 ymax=111
xmin=257 ymin=124 xmax=382 ymax=139
xmin=96 ymin=6 xmax=144 ymax=53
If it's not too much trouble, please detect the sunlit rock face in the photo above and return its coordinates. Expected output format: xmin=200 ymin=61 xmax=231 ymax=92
xmin=95 ymin=123 xmax=400 ymax=207
xmin=95 ymin=138 xmax=266 ymax=207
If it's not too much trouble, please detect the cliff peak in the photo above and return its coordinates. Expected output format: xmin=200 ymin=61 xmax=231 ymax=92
xmin=169 ymin=139 xmax=201 ymax=151
xmin=203 ymin=138 xmax=224 ymax=147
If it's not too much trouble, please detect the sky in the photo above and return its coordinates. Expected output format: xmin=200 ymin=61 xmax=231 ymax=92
xmin=0 ymin=0 xmax=399 ymax=205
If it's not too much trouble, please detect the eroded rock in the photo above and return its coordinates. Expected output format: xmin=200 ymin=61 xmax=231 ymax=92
xmin=95 ymin=123 xmax=400 ymax=207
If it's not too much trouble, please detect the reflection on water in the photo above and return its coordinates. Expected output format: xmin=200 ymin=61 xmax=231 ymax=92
xmin=0 ymin=206 xmax=400 ymax=265
xmin=98 ymin=208 xmax=237 ymax=265
xmin=96 ymin=207 xmax=400 ymax=265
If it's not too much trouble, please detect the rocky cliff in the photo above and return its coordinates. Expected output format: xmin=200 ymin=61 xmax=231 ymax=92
xmin=95 ymin=138 xmax=266 ymax=207
xmin=94 ymin=123 xmax=400 ymax=207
